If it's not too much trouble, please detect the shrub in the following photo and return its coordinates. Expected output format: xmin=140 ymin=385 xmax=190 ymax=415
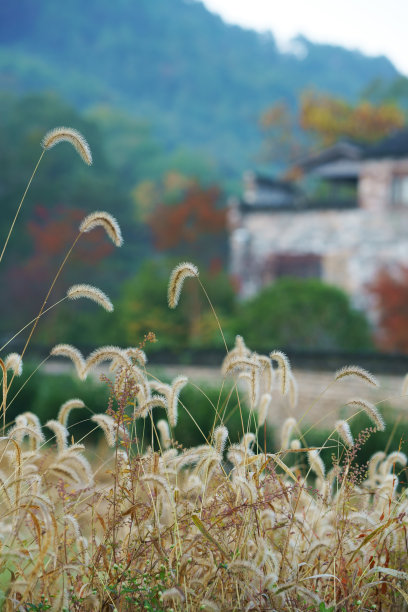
xmin=118 ymin=258 xmax=236 ymax=349
xmin=233 ymin=276 xmax=373 ymax=351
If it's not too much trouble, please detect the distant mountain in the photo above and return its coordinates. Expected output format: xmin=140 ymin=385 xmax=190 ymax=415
xmin=0 ymin=0 xmax=399 ymax=176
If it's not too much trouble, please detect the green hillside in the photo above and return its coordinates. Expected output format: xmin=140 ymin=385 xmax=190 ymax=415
xmin=0 ymin=0 xmax=399 ymax=175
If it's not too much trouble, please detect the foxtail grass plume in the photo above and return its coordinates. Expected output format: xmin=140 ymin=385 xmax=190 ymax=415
xmin=67 ymin=284 xmax=113 ymax=312
xmin=22 ymin=411 xmax=41 ymax=432
xmin=135 ymin=395 xmax=167 ymax=419
xmin=46 ymin=420 xmax=68 ymax=453
xmin=346 ymin=398 xmax=385 ymax=431
xmin=4 ymin=353 xmax=23 ymax=376
xmin=368 ymin=451 xmax=386 ymax=482
xmin=281 ymin=417 xmax=297 ymax=450
xmin=258 ymin=355 xmax=274 ymax=393
xmin=228 ymin=559 xmax=263 ymax=580
xmin=41 ymin=127 xmax=92 ymax=165
xmin=91 ymin=414 xmax=116 ymax=447
xmin=334 ymin=365 xmax=379 ymax=387
xmin=335 ymin=419 xmax=354 ymax=447
xmin=241 ymin=433 xmax=256 ymax=452
xmin=257 ymin=393 xmax=272 ymax=428
xmin=233 ymin=335 xmax=249 ymax=358
xmin=167 ymin=375 xmax=188 ymax=427
xmin=168 ymin=262 xmax=199 ymax=308
xmin=213 ymin=425 xmax=228 ymax=456
xmin=308 ymin=449 xmax=325 ymax=479
xmin=8 ymin=419 xmax=44 ymax=446
xmin=238 ymin=366 xmax=260 ymax=408
xmin=157 ymin=420 xmax=171 ymax=450
xmin=125 ymin=347 xmax=147 ymax=366
xmin=64 ymin=514 xmax=81 ymax=539
xmin=82 ymin=346 xmax=131 ymax=378
xmin=161 ymin=588 xmax=185 ymax=604
xmin=381 ymin=451 xmax=407 ymax=475
xmin=221 ymin=335 xmax=251 ymax=375
xmin=50 ymin=344 xmax=85 ymax=379
xmin=58 ymin=399 xmax=85 ymax=427
xmin=199 ymin=600 xmax=220 ymax=612
xmin=79 ymin=211 xmax=123 ymax=247
xmin=224 ymin=356 xmax=259 ymax=375
xmin=270 ymin=350 xmax=291 ymax=395
xmin=48 ymin=464 xmax=81 ymax=486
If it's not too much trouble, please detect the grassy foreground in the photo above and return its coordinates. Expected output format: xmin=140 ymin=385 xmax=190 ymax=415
xmin=1 ymin=127 xmax=408 ymax=611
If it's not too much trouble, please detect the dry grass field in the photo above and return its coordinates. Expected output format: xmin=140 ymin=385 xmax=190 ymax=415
xmin=2 ymin=127 xmax=408 ymax=611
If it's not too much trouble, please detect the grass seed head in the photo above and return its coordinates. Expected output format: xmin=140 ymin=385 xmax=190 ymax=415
xmin=335 ymin=365 xmax=379 ymax=387
xmin=41 ymin=126 xmax=92 ymax=165
xmin=161 ymin=587 xmax=185 ymax=604
xmin=270 ymin=350 xmax=291 ymax=395
xmin=167 ymin=261 xmax=199 ymax=308
xmin=308 ymin=449 xmax=325 ymax=479
xmin=281 ymin=417 xmax=297 ymax=450
xmin=290 ymin=438 xmax=301 ymax=450
xmin=346 ymin=398 xmax=385 ymax=431
xmin=50 ymin=344 xmax=85 ymax=379
xmin=167 ymin=375 xmax=188 ymax=427
xmin=82 ymin=346 xmax=131 ymax=378
xmin=58 ymin=399 xmax=85 ymax=427
xmin=157 ymin=420 xmax=171 ymax=450
xmin=335 ymin=419 xmax=354 ymax=447
xmin=79 ymin=211 xmax=123 ymax=247
xmin=258 ymin=393 xmax=272 ymax=428
xmin=91 ymin=414 xmax=116 ymax=447
xmin=4 ymin=353 xmax=23 ymax=376
xmin=45 ymin=420 xmax=68 ymax=453
xmin=67 ymin=284 xmax=113 ymax=312
xmin=213 ymin=425 xmax=228 ymax=456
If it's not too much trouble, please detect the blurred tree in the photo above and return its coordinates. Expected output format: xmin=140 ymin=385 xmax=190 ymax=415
xmin=367 ymin=266 xmax=408 ymax=352
xmin=232 ymin=277 xmax=373 ymax=351
xmin=259 ymin=101 xmax=306 ymax=167
xmin=118 ymin=259 xmax=236 ymax=349
xmin=132 ymin=171 xmax=192 ymax=222
xmin=300 ymin=92 xmax=405 ymax=146
xmin=148 ymin=182 xmax=227 ymax=266
xmin=260 ymin=91 xmax=406 ymax=169
xmin=6 ymin=205 xmax=115 ymax=346
xmin=0 ymin=92 xmax=151 ymax=342
xmin=362 ymin=76 xmax=408 ymax=114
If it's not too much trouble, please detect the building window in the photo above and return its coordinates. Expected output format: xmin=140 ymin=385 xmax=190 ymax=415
xmin=392 ymin=175 xmax=408 ymax=206
xmin=263 ymin=253 xmax=322 ymax=283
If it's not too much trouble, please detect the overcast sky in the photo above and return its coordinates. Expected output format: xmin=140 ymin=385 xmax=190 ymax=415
xmin=202 ymin=0 xmax=408 ymax=75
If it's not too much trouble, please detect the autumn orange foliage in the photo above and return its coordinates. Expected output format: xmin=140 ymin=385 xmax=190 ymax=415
xmin=300 ymin=92 xmax=405 ymax=146
xmin=260 ymin=93 xmax=405 ymax=166
xmin=7 ymin=205 xmax=114 ymax=323
xmin=148 ymin=184 xmax=226 ymax=251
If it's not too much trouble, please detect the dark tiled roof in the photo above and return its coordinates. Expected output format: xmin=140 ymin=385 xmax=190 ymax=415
xmin=251 ymin=174 xmax=300 ymax=193
xmin=295 ymin=140 xmax=365 ymax=171
xmin=364 ymin=128 xmax=408 ymax=159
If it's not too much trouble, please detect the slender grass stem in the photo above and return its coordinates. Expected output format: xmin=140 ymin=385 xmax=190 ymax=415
xmin=0 ymin=297 xmax=67 ymax=355
xmin=197 ymin=277 xmax=228 ymax=354
xmin=0 ymin=360 xmax=7 ymax=435
xmin=2 ymin=233 xmax=82 ymax=413
xmin=0 ymin=150 xmax=45 ymax=265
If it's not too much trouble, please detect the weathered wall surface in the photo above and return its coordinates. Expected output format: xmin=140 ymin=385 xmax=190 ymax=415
xmin=359 ymin=158 xmax=408 ymax=212
xmin=228 ymin=195 xmax=408 ymax=312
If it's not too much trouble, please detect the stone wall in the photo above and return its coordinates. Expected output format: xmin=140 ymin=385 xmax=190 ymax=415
xmin=359 ymin=158 xmax=408 ymax=211
xmin=228 ymin=195 xmax=408 ymax=312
